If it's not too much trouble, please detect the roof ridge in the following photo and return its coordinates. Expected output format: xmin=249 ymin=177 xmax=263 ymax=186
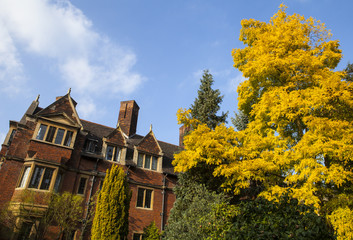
xmin=157 ymin=139 xmax=179 ymax=148
xmin=80 ymin=119 xmax=114 ymax=129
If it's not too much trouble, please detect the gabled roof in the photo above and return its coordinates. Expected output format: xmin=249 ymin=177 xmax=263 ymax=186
xmin=104 ymin=126 xmax=126 ymax=146
xmin=35 ymin=92 xmax=82 ymax=128
xmin=136 ymin=128 xmax=162 ymax=155
xmin=80 ymin=119 xmax=181 ymax=174
xmin=38 ymin=112 xmax=81 ymax=128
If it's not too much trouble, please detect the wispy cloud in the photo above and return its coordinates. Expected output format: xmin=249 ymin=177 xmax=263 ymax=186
xmin=0 ymin=20 xmax=25 ymax=94
xmin=225 ymin=73 xmax=245 ymax=94
xmin=0 ymin=0 xmax=144 ymax=117
xmin=76 ymin=97 xmax=101 ymax=119
xmin=192 ymin=69 xmax=205 ymax=82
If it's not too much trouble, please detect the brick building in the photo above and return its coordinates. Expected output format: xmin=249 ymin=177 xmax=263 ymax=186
xmin=0 ymin=91 xmax=180 ymax=239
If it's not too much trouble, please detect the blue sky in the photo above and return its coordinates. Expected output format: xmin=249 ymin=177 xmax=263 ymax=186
xmin=0 ymin=0 xmax=352 ymax=145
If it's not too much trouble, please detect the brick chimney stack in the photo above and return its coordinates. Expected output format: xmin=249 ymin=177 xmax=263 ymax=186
xmin=118 ymin=100 xmax=140 ymax=137
xmin=179 ymin=125 xmax=190 ymax=147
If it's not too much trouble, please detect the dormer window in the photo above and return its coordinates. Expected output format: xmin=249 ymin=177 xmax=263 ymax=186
xmin=84 ymin=139 xmax=98 ymax=153
xmin=137 ymin=153 xmax=158 ymax=171
xmin=105 ymin=145 xmax=122 ymax=162
xmin=34 ymin=123 xmax=74 ymax=147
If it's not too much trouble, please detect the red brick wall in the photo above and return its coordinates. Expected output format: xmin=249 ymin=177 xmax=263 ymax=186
xmin=0 ymin=159 xmax=23 ymax=208
xmin=128 ymin=183 xmax=162 ymax=237
xmin=27 ymin=141 xmax=73 ymax=164
xmin=6 ymin=123 xmax=35 ymax=159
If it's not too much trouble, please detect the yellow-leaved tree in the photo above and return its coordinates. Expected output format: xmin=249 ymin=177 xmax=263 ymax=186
xmin=174 ymin=5 xmax=353 ymax=239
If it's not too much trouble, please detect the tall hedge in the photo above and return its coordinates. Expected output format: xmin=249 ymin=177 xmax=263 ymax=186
xmin=91 ymin=164 xmax=131 ymax=240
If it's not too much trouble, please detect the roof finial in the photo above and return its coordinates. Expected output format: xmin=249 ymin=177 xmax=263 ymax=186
xmin=150 ymin=124 xmax=153 ymax=132
xmin=67 ymin=88 xmax=71 ymax=95
xmin=35 ymin=94 xmax=40 ymax=102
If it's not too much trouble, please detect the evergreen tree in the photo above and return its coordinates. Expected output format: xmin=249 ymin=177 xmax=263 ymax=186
xmin=142 ymin=221 xmax=160 ymax=240
xmin=343 ymin=62 xmax=353 ymax=82
xmin=163 ymin=173 xmax=231 ymax=240
xmin=226 ymin=194 xmax=334 ymax=240
xmin=91 ymin=164 xmax=131 ymax=240
xmin=168 ymin=70 xmax=230 ymax=239
xmin=231 ymin=110 xmax=248 ymax=131
xmin=191 ymin=70 xmax=228 ymax=129
xmin=181 ymin=70 xmax=229 ymax=190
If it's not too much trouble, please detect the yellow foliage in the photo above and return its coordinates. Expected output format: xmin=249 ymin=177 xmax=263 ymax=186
xmin=176 ymin=108 xmax=200 ymax=129
xmin=233 ymin=4 xmax=342 ymax=118
xmin=174 ymin=4 xmax=353 ymax=234
xmin=328 ymin=207 xmax=353 ymax=240
xmin=230 ymin=4 xmax=353 ymax=207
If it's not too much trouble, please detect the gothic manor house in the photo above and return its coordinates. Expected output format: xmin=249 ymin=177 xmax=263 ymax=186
xmin=0 ymin=91 xmax=180 ymax=239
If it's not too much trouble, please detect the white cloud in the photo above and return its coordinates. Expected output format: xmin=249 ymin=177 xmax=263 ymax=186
xmin=60 ymin=58 xmax=95 ymax=93
xmin=0 ymin=21 xmax=25 ymax=94
xmin=226 ymin=73 xmax=246 ymax=94
xmin=0 ymin=0 xmax=97 ymax=58
xmin=76 ymin=97 xmax=97 ymax=119
xmin=0 ymin=0 xmax=144 ymax=117
xmin=191 ymin=69 xmax=205 ymax=83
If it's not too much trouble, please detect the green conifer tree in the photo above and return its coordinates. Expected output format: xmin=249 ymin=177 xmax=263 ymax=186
xmin=231 ymin=110 xmax=249 ymax=131
xmin=91 ymin=164 xmax=131 ymax=240
xmin=343 ymin=62 xmax=353 ymax=82
xmin=142 ymin=221 xmax=160 ymax=240
xmin=163 ymin=173 xmax=231 ymax=240
xmin=191 ymin=70 xmax=228 ymax=129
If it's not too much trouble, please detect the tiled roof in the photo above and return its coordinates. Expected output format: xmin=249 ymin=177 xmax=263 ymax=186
xmin=80 ymin=119 xmax=180 ymax=174
xmin=81 ymin=119 xmax=114 ymax=138
xmin=158 ymin=140 xmax=181 ymax=175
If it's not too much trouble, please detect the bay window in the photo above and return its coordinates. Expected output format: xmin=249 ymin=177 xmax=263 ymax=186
xmin=17 ymin=164 xmax=59 ymax=191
